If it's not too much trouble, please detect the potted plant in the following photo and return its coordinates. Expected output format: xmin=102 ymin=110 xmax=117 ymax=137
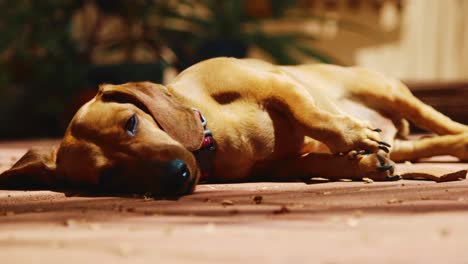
xmin=150 ymin=0 xmax=335 ymax=70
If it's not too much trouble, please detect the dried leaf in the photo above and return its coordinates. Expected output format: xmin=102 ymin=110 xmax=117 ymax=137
xmin=143 ymin=193 xmax=154 ymax=201
xmin=273 ymin=205 xmax=290 ymax=214
xmin=221 ymin=200 xmax=234 ymax=206
xmin=3 ymin=211 xmax=15 ymax=216
xmin=363 ymin=177 xmax=374 ymax=184
xmin=439 ymin=228 xmax=450 ymax=238
xmin=353 ymin=210 xmax=363 ymax=218
xmin=309 ymin=177 xmax=329 ymax=182
xmin=253 ymin=195 xmax=263 ymax=204
xmin=387 ymin=198 xmax=403 ymax=204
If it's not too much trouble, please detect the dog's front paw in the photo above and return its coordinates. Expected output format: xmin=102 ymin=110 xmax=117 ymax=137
xmin=329 ymin=116 xmax=391 ymax=154
xmin=348 ymin=151 xmax=399 ymax=181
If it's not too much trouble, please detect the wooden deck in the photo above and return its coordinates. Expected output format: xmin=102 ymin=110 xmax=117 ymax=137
xmin=1 ymin=139 xmax=468 ymax=263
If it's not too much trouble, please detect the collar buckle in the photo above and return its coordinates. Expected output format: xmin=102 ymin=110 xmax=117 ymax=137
xmin=192 ymin=108 xmax=215 ymax=181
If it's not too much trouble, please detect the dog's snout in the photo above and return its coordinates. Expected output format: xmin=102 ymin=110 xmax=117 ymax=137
xmin=160 ymin=159 xmax=192 ymax=194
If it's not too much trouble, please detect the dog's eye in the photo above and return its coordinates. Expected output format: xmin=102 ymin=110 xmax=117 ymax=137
xmin=125 ymin=114 xmax=138 ymax=136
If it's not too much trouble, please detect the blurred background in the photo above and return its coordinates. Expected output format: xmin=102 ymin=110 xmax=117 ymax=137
xmin=0 ymin=0 xmax=467 ymax=138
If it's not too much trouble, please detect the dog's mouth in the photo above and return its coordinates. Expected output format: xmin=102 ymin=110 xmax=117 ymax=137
xmin=97 ymin=158 xmax=198 ymax=196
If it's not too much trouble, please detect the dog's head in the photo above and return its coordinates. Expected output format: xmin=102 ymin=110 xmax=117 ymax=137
xmin=0 ymin=82 xmax=205 ymax=196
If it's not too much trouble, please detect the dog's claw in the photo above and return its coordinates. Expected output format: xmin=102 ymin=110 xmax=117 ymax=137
xmin=379 ymin=141 xmax=392 ymax=148
xmin=386 ymin=175 xmax=402 ymax=181
xmin=376 ymin=153 xmax=386 ymax=165
xmin=377 ymin=164 xmax=393 ymax=172
xmin=373 ymin=128 xmax=382 ymax=132
xmin=379 ymin=146 xmax=390 ymax=153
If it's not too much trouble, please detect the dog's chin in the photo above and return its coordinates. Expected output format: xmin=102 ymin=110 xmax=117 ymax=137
xmin=95 ymin=155 xmax=200 ymax=196
xmin=166 ymin=174 xmax=198 ymax=196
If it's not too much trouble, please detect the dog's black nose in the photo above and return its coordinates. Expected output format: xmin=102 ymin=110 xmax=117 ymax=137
xmin=160 ymin=159 xmax=192 ymax=194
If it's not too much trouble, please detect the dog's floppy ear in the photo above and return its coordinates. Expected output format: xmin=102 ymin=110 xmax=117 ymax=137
xmin=0 ymin=147 xmax=60 ymax=189
xmin=99 ymin=82 xmax=204 ymax=151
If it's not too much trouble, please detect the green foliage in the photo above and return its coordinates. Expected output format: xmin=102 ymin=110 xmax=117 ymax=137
xmin=0 ymin=0 xmax=86 ymax=137
xmin=152 ymin=0 xmax=333 ymax=65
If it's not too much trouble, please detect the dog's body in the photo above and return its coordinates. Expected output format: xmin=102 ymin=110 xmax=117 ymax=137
xmin=2 ymin=57 xmax=468 ymax=195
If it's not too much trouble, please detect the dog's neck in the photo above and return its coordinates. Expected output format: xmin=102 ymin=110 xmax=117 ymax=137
xmin=192 ymin=108 xmax=215 ymax=181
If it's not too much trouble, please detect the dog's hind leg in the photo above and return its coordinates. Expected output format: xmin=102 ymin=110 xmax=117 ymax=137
xmin=391 ymin=133 xmax=468 ymax=162
xmin=347 ymin=68 xmax=468 ymax=136
xmin=390 ymin=90 xmax=468 ymax=135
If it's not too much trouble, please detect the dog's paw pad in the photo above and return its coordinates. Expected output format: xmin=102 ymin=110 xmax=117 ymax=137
xmin=356 ymin=152 xmax=396 ymax=181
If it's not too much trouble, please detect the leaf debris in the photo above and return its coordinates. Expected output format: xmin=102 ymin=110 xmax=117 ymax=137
xmin=221 ymin=200 xmax=234 ymax=206
xmin=253 ymin=195 xmax=263 ymax=204
xmin=273 ymin=205 xmax=290 ymax=214
xmin=363 ymin=178 xmax=374 ymax=184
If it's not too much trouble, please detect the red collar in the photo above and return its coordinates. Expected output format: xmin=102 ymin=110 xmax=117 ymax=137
xmin=192 ymin=108 xmax=216 ymax=181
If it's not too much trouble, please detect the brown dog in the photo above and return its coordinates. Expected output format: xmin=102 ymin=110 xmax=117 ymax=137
xmin=1 ymin=58 xmax=467 ymax=195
